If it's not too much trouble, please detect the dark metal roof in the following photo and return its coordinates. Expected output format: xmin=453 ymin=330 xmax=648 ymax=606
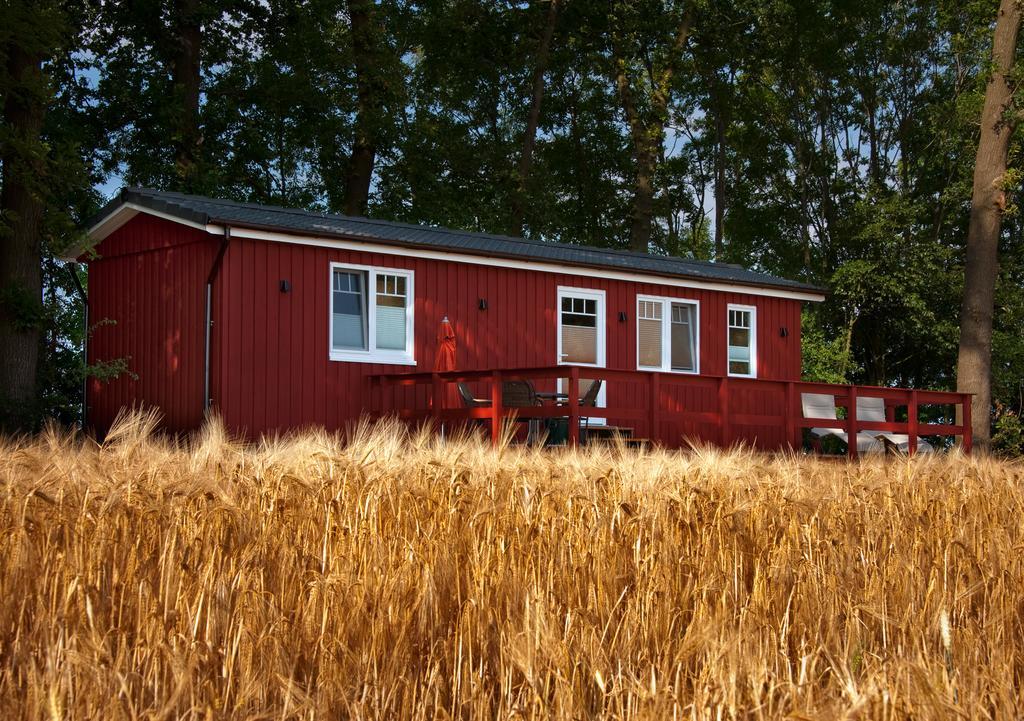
xmin=86 ymin=187 xmax=825 ymax=296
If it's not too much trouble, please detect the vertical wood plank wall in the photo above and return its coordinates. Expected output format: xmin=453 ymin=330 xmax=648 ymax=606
xmin=88 ymin=215 xmax=807 ymax=447
xmin=213 ymin=235 xmax=804 ymax=446
xmin=86 ymin=216 xmax=217 ymax=433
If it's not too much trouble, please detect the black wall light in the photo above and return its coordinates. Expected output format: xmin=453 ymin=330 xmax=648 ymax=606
xmin=280 ymin=280 xmax=291 ymax=293
xmin=779 ymin=326 xmax=789 ymax=337
xmin=478 ymin=298 xmax=488 ymax=310
xmin=618 ymin=311 xmax=628 ymax=322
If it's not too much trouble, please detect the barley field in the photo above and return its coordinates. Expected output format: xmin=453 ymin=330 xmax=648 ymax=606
xmin=0 ymin=412 xmax=1022 ymax=720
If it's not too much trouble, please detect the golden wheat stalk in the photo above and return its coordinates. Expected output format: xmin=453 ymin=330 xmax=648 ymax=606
xmin=0 ymin=411 xmax=1021 ymax=720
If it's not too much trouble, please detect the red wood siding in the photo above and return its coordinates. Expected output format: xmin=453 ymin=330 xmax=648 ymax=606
xmin=208 ymin=231 xmax=805 ymax=445
xmin=86 ymin=215 xmax=218 ymax=434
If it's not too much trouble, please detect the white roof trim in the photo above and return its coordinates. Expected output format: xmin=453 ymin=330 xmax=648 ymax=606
xmin=220 ymin=224 xmax=826 ymax=302
xmin=61 ymin=202 xmax=214 ymax=260
xmin=77 ymin=202 xmax=826 ymax=302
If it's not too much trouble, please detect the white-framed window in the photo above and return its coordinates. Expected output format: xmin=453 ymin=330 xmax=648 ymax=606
xmin=727 ymin=304 xmax=756 ymax=377
xmin=330 ymin=262 xmax=415 ymax=365
xmin=636 ymin=295 xmax=699 ymax=373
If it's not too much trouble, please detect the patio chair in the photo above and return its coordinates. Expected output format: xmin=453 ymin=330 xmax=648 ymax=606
xmin=801 ymin=392 xmax=885 ymax=454
xmin=501 ymin=380 xmax=543 ymax=443
xmin=579 ymin=379 xmax=603 ymax=441
xmin=855 ymin=396 xmax=934 ymax=453
xmin=456 ymin=382 xmax=490 ymax=408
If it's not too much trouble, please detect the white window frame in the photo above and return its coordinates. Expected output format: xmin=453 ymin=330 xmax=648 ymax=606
xmin=329 ymin=262 xmax=416 ymax=365
xmin=556 ymin=287 xmax=607 ymax=368
xmin=726 ymin=303 xmax=757 ymax=378
xmin=635 ymin=294 xmax=700 ymax=374
xmin=556 ymin=286 xmax=607 ymax=421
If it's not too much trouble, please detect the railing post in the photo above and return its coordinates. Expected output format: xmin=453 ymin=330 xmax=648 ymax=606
xmin=908 ymin=390 xmax=919 ymax=456
xmin=568 ymin=366 xmax=580 ymax=448
xmin=431 ymin=372 xmax=442 ymax=422
xmin=961 ymin=393 xmax=972 ymax=455
xmin=785 ymin=381 xmax=797 ymax=450
xmin=490 ymin=370 xmax=503 ymax=448
xmin=847 ymin=385 xmax=859 ymax=460
xmin=718 ymin=376 xmax=731 ymax=448
xmin=648 ymin=372 xmax=660 ymax=442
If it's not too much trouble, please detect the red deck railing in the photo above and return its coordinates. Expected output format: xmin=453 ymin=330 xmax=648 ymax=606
xmin=369 ymin=365 xmax=972 ymax=457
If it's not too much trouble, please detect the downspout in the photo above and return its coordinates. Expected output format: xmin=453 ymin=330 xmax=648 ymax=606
xmin=68 ymin=263 xmax=88 ymax=426
xmin=205 ymin=226 xmax=231 ymax=413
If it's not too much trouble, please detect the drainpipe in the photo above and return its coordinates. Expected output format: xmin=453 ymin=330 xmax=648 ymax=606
xmin=205 ymin=226 xmax=231 ymax=412
xmin=68 ymin=263 xmax=88 ymax=427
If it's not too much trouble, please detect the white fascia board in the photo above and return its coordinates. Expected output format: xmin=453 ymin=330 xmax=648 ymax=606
xmin=61 ymin=202 xmax=215 ymax=261
xmin=82 ymin=204 xmax=825 ymax=302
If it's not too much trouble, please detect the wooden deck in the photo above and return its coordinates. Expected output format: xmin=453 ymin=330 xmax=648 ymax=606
xmin=370 ymin=365 xmax=972 ymax=457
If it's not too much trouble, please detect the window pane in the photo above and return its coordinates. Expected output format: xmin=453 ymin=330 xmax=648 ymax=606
xmin=377 ymin=294 xmax=404 ymax=308
xmin=332 ymin=270 xmax=366 ymax=350
xmin=728 ymin=327 xmax=749 ymax=350
xmin=728 ymin=310 xmax=752 ymax=374
xmin=729 ymin=309 xmax=750 ymax=328
xmin=639 ymin=300 xmax=662 ymax=320
xmin=562 ymin=312 xmax=596 ymax=328
xmin=376 ymin=283 xmax=408 ymax=351
xmin=638 ymin=317 xmax=662 ymax=367
xmin=562 ymin=325 xmax=596 ymax=363
xmin=671 ymin=303 xmax=695 ymax=371
xmin=729 ymin=360 xmax=750 ymax=375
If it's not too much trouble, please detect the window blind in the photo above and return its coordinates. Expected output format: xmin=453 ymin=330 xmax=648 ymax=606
xmin=376 ymin=305 xmax=407 ymax=350
xmin=638 ymin=318 xmax=662 ymax=368
xmin=562 ymin=325 xmax=597 ymax=364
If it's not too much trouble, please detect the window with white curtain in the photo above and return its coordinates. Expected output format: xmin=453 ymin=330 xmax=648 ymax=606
xmin=636 ymin=295 xmax=699 ymax=373
xmin=727 ymin=304 xmax=756 ymax=377
xmin=330 ymin=263 xmax=414 ymax=364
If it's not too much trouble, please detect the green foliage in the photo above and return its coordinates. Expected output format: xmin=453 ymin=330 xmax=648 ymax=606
xmin=2 ymin=0 xmax=1022 ymax=452
xmin=800 ymin=310 xmax=855 ymax=385
xmin=993 ymin=404 xmax=1024 ymax=457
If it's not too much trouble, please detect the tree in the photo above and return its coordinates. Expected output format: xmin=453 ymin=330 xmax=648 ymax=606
xmin=344 ymin=0 xmax=402 ymax=216
xmin=0 ymin=1 xmax=58 ymax=430
xmin=508 ymin=0 xmax=561 ymax=236
xmin=171 ymin=0 xmax=204 ymax=189
xmin=608 ymin=0 xmax=694 ymax=252
xmin=90 ymin=0 xmax=260 ymax=193
xmin=957 ymin=0 xmax=1022 ymax=451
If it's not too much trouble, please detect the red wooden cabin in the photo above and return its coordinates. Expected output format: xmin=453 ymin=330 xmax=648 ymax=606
xmin=67 ymin=188 xmax=970 ymax=454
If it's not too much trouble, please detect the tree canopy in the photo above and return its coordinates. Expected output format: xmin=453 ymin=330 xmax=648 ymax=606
xmin=2 ymin=0 xmax=1022 ymax=451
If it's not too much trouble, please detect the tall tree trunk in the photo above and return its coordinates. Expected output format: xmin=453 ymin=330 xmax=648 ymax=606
xmin=615 ymin=82 xmax=661 ymax=254
xmin=172 ymin=0 xmax=202 ymax=191
xmin=611 ymin=8 xmax=693 ymax=253
xmin=713 ymin=95 xmax=726 ymax=260
xmin=509 ymin=0 xmax=560 ymax=237
xmin=0 ymin=42 xmax=46 ymax=430
xmin=344 ymin=0 xmax=380 ymax=217
xmin=957 ymin=0 xmax=1021 ymax=452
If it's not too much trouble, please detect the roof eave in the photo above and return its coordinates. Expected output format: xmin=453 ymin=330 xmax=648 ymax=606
xmin=70 ymin=192 xmax=827 ymax=301
xmin=60 ymin=192 xmax=215 ymax=261
xmin=206 ymin=216 xmax=828 ymax=300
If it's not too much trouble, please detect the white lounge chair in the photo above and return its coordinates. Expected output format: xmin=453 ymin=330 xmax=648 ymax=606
xmin=801 ymin=393 xmax=886 ymax=454
xmin=855 ymin=396 xmax=933 ymax=453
